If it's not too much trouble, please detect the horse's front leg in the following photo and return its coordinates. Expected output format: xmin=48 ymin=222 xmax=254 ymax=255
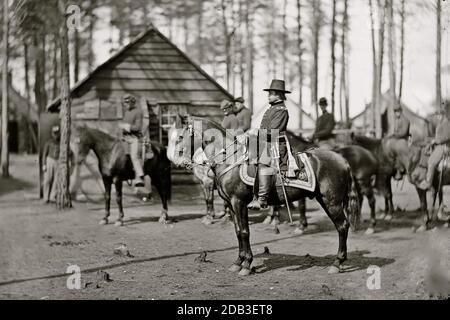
xmin=100 ymin=177 xmax=112 ymax=225
xmin=416 ymin=188 xmax=430 ymax=232
xmin=231 ymin=197 xmax=253 ymax=276
xmin=201 ymin=181 xmax=215 ymax=225
xmin=384 ymin=181 xmax=394 ymax=221
xmin=228 ymin=201 xmax=244 ymax=273
xmin=114 ymin=180 xmax=124 ymax=227
xmin=294 ymin=198 xmax=308 ymax=235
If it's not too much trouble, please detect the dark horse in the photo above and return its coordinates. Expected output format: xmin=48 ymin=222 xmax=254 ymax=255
xmin=74 ymin=126 xmax=172 ymax=226
xmin=169 ymin=116 xmax=360 ymax=275
xmin=285 ymin=131 xmax=379 ymax=234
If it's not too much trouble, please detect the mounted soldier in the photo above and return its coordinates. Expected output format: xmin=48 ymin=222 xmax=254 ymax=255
xmin=247 ymin=79 xmax=290 ymax=211
xmin=119 ymin=93 xmax=145 ymax=187
xmin=220 ymin=99 xmax=239 ymax=130
xmin=233 ymin=97 xmax=252 ymax=133
xmin=385 ymin=104 xmax=411 ymax=180
xmin=312 ymin=97 xmax=336 ymax=150
xmin=419 ymin=109 xmax=450 ymax=190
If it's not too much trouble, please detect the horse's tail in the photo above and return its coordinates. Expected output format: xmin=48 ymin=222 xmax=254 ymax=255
xmin=345 ymin=168 xmax=361 ymax=231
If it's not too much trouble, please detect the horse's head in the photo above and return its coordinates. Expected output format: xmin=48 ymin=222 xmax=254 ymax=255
xmin=167 ymin=116 xmax=196 ymax=167
xmin=72 ymin=125 xmax=94 ymax=165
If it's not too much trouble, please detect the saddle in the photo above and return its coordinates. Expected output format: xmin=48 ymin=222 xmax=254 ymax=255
xmin=240 ymin=151 xmax=316 ymax=192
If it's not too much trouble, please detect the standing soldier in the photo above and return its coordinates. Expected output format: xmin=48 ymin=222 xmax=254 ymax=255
xmin=312 ymin=97 xmax=336 ymax=150
xmin=419 ymin=109 xmax=450 ymax=190
xmin=233 ymin=97 xmax=252 ymax=133
xmin=247 ymin=79 xmax=290 ymax=210
xmin=220 ymin=99 xmax=239 ymax=130
xmin=42 ymin=125 xmax=60 ymax=203
xmin=119 ymin=94 xmax=145 ymax=187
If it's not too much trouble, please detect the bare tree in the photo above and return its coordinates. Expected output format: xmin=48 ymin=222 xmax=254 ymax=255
xmin=56 ymin=0 xmax=72 ymax=209
xmin=369 ymin=0 xmax=377 ymax=133
xmin=1 ymin=0 xmax=9 ymax=177
xmin=375 ymin=0 xmax=386 ymax=138
xmin=296 ymin=0 xmax=303 ymax=128
xmin=282 ymin=0 xmax=288 ymax=80
xmin=387 ymin=0 xmax=396 ymax=107
xmin=398 ymin=0 xmax=405 ymax=101
xmin=330 ymin=0 xmax=337 ymax=117
xmin=220 ymin=0 xmax=232 ymax=91
xmin=310 ymin=0 xmax=322 ymax=118
xmin=435 ymin=0 xmax=442 ymax=111
xmin=340 ymin=0 xmax=349 ymax=125
xmin=245 ymin=0 xmax=254 ymax=112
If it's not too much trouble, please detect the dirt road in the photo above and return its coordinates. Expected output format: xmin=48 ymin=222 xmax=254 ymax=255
xmin=0 ymin=155 xmax=449 ymax=300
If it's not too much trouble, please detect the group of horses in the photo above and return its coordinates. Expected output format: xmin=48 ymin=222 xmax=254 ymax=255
xmin=72 ymin=117 xmax=449 ymax=276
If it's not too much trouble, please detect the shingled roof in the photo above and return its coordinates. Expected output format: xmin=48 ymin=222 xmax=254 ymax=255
xmin=47 ymin=24 xmax=233 ymax=112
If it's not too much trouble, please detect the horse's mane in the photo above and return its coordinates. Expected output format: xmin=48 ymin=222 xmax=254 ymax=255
xmin=285 ymin=130 xmax=309 ymax=143
xmin=352 ymin=135 xmax=381 ymax=150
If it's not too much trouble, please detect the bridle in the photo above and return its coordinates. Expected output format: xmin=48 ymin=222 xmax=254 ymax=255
xmin=181 ymin=123 xmax=247 ymax=181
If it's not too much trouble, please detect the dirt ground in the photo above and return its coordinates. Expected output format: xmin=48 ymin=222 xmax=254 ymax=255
xmin=0 ymin=155 xmax=449 ymax=300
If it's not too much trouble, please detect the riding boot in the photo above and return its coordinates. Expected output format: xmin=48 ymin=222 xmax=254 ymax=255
xmin=247 ymin=172 xmax=273 ymax=210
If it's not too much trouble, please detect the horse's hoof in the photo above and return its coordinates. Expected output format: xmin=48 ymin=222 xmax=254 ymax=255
xmin=262 ymin=216 xmax=272 ymax=225
xmin=294 ymin=227 xmax=304 ymax=235
xmin=99 ymin=219 xmax=108 ymax=225
xmin=384 ymin=214 xmax=393 ymax=221
xmin=328 ymin=266 xmax=341 ymax=274
xmin=270 ymin=217 xmax=280 ymax=226
xmin=378 ymin=213 xmax=386 ymax=220
xmin=238 ymin=268 xmax=251 ymax=276
xmin=158 ymin=217 xmax=167 ymax=224
xmin=365 ymin=228 xmax=375 ymax=235
xmin=201 ymin=215 xmax=213 ymax=225
xmin=114 ymin=220 xmax=124 ymax=227
xmin=228 ymin=264 xmax=242 ymax=272
xmin=444 ymin=222 xmax=449 ymax=228
xmin=416 ymin=225 xmax=427 ymax=233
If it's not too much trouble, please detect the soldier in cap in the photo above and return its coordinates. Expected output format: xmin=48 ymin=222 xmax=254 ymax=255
xmin=419 ymin=109 xmax=450 ymax=190
xmin=42 ymin=125 xmax=61 ymax=203
xmin=119 ymin=93 xmax=145 ymax=187
xmin=233 ymin=97 xmax=252 ymax=133
xmin=220 ymin=99 xmax=239 ymax=130
xmin=312 ymin=97 xmax=336 ymax=150
xmin=247 ymin=79 xmax=290 ymax=210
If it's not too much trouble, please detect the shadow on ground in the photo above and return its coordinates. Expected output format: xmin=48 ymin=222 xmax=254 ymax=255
xmin=253 ymin=250 xmax=395 ymax=274
xmin=0 ymin=176 xmax=34 ymax=197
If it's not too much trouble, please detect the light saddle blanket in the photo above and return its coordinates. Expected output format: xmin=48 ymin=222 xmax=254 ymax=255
xmin=192 ymin=142 xmax=316 ymax=192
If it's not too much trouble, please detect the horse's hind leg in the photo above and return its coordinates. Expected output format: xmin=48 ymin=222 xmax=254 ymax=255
xmin=363 ymin=187 xmax=376 ymax=235
xmin=100 ymin=177 xmax=112 ymax=225
xmin=230 ymin=196 xmax=253 ymax=276
xmin=114 ymin=180 xmax=124 ymax=227
xmin=294 ymin=198 xmax=308 ymax=235
xmin=316 ymin=196 xmax=349 ymax=274
xmin=228 ymin=200 xmax=244 ymax=273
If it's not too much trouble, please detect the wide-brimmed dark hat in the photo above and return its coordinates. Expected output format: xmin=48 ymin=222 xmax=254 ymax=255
xmin=318 ymin=97 xmax=328 ymax=107
xmin=122 ymin=93 xmax=136 ymax=103
xmin=234 ymin=97 xmax=244 ymax=103
xmin=393 ymin=104 xmax=402 ymax=111
xmin=263 ymin=79 xmax=291 ymax=94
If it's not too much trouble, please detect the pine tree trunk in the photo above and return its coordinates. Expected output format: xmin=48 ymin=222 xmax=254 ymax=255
xmin=398 ymin=0 xmax=405 ymax=101
xmin=1 ymin=0 xmax=9 ymax=177
xmin=330 ymin=0 xmax=337 ymax=118
xmin=245 ymin=0 xmax=254 ymax=112
xmin=436 ymin=0 xmax=442 ymax=111
xmin=24 ymin=40 xmax=35 ymax=153
xmin=74 ymin=28 xmax=80 ymax=83
xmin=87 ymin=13 xmax=95 ymax=72
xmin=282 ymin=0 xmax=288 ymax=80
xmin=297 ymin=0 xmax=303 ymax=128
xmin=369 ymin=0 xmax=377 ymax=134
xmin=52 ymin=34 xmax=59 ymax=99
xmin=387 ymin=0 xmax=396 ymax=108
xmin=311 ymin=0 xmax=321 ymax=118
xmin=197 ymin=0 xmax=204 ymax=64
xmin=56 ymin=0 xmax=72 ymax=209
xmin=341 ymin=0 xmax=349 ymax=125
xmin=375 ymin=0 xmax=386 ymax=138
xmin=221 ymin=0 xmax=231 ymax=91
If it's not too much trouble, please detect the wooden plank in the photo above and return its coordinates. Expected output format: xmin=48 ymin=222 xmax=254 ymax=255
xmin=120 ymin=55 xmax=187 ymax=63
xmin=92 ymin=90 xmax=230 ymax=103
xmin=135 ymin=42 xmax=174 ymax=49
xmin=95 ymin=69 xmax=205 ymax=80
xmin=114 ymin=61 xmax=197 ymax=70
xmin=90 ymin=78 xmax=220 ymax=91
xmin=128 ymin=49 xmax=180 ymax=56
